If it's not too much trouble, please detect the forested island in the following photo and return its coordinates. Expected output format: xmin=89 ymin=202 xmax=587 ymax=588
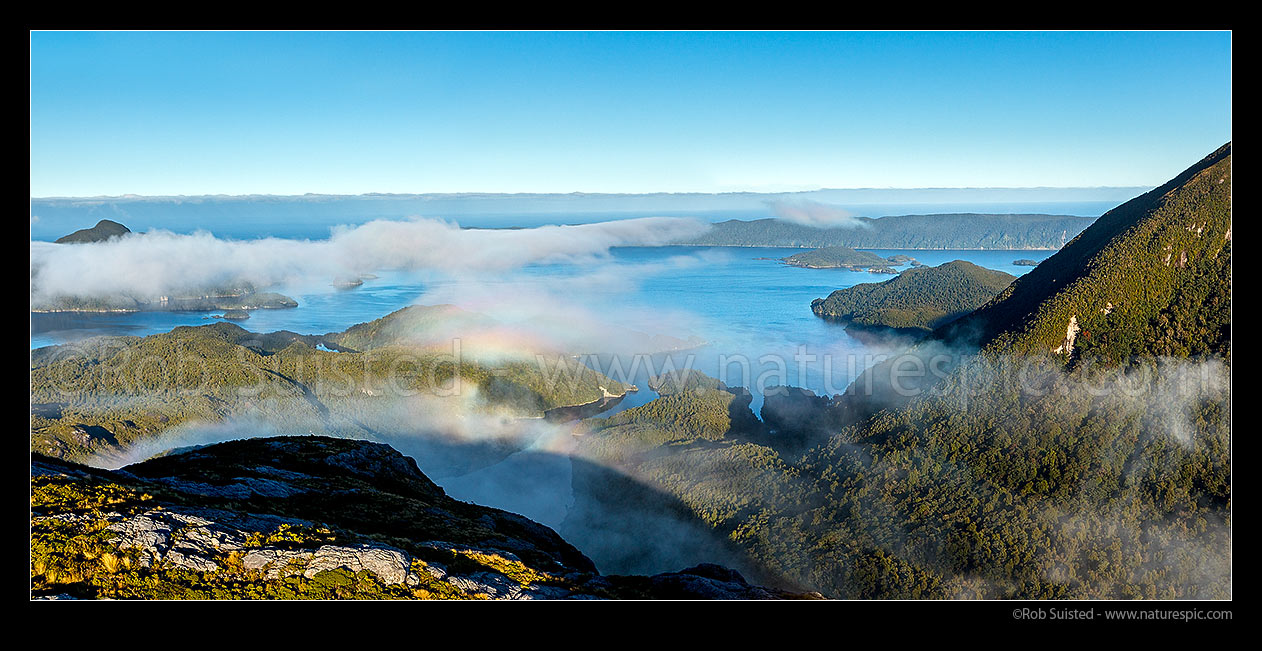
xmin=54 ymin=219 xmax=131 ymax=244
xmin=781 ymin=246 xmax=895 ymax=271
xmin=810 ymin=260 xmax=1016 ymax=333
xmin=31 ymin=288 xmax=299 ymax=314
xmin=680 ymin=213 xmax=1093 ymax=249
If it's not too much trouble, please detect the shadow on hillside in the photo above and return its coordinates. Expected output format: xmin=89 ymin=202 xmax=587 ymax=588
xmin=562 ymin=454 xmax=804 ymax=593
xmin=365 ymin=431 xmax=801 ymax=591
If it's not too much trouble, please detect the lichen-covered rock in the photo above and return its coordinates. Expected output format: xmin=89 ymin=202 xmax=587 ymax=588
xmin=302 ymin=545 xmax=413 ymax=585
xmin=105 ymin=509 xmax=248 ymax=571
xmin=31 ymin=436 xmax=819 ymax=600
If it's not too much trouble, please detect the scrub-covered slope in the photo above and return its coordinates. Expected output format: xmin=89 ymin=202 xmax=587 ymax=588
xmin=947 ymin=143 xmax=1231 ymax=363
xmin=31 ymin=308 xmax=626 ymax=464
xmin=566 ymin=145 xmax=1232 ymax=599
xmin=811 ymin=260 xmax=1015 ymax=333
xmin=31 ymin=436 xmax=819 ymax=600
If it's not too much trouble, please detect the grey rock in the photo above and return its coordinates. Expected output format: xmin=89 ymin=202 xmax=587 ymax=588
xmin=420 ymin=561 xmax=448 ymax=581
xmin=304 ymin=544 xmax=412 ymax=585
xmin=105 ymin=509 xmax=248 ymax=572
xmin=155 ymin=476 xmax=306 ymax=499
xmin=243 ymin=543 xmax=414 ymax=586
xmin=242 ymin=548 xmax=311 ymax=578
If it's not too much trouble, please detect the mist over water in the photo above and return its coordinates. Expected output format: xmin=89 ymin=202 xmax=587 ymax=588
xmin=31 ymin=219 xmax=1057 ymax=577
xmin=31 ymin=245 xmax=1050 ymax=407
xmin=28 ymin=198 xmax=1125 ymax=242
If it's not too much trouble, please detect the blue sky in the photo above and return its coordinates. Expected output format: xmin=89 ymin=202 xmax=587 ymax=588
xmin=29 ymin=31 xmax=1231 ymax=197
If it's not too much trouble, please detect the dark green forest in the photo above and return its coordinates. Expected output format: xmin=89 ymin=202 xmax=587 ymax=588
xmin=682 ymin=213 xmax=1092 ymax=249
xmin=811 ymin=260 xmax=1015 ymax=332
xmin=571 ymin=144 xmax=1232 ymax=599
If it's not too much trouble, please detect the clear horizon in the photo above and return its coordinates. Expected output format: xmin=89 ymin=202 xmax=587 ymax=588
xmin=29 ymin=185 xmax=1156 ymax=201
xmin=30 ymin=31 xmax=1231 ymax=196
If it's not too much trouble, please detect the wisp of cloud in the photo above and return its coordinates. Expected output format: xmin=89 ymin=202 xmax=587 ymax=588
xmin=30 ymin=216 xmax=709 ymax=305
xmin=767 ymin=199 xmax=866 ymax=228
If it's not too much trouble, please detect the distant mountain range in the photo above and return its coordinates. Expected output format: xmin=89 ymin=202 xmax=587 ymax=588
xmin=677 ymin=213 xmax=1094 ymax=250
xmin=29 ymin=188 xmax=1138 ymax=240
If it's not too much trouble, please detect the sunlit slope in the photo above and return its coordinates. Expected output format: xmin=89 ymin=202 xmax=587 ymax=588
xmin=948 ymin=143 xmax=1231 ymax=362
xmin=32 ymin=436 xmax=817 ymax=600
xmin=326 ymin=304 xmax=496 ymax=351
xmin=811 ymin=260 xmax=1015 ymax=333
xmin=31 ymin=309 xmax=626 ymax=463
xmin=567 ymin=145 xmax=1232 ymax=599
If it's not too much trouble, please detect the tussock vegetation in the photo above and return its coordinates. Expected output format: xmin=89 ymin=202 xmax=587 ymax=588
xmin=31 ymin=437 xmax=812 ymax=600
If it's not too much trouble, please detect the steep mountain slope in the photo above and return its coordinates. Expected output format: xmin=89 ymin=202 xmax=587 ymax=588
xmin=945 ymin=143 xmax=1231 ymax=362
xmin=845 ymin=144 xmax=1232 ymax=411
xmin=811 ymin=260 xmax=1015 ymax=333
xmin=32 ymin=436 xmax=816 ymax=600
xmin=566 ymin=144 xmax=1232 ymax=599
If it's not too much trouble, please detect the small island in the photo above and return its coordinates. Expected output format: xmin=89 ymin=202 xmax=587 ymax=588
xmin=1013 ymin=259 xmax=1040 ymax=266
xmin=34 ymin=221 xmax=299 ymax=314
xmin=781 ymin=246 xmax=899 ymax=272
xmin=811 ymin=260 xmax=1016 ymax=334
xmin=54 ymin=219 xmax=131 ymax=244
xmin=214 ymin=309 xmax=251 ymax=321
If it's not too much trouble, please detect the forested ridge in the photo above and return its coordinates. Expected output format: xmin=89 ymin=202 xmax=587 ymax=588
xmin=572 ymin=144 xmax=1232 ymax=599
xmin=682 ymin=213 xmax=1093 ymax=249
xmin=30 ymin=311 xmax=625 ymax=464
xmin=811 ymin=260 xmax=1015 ymax=333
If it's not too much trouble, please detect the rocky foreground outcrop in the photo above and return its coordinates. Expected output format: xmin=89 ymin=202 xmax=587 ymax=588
xmin=31 ymin=436 xmax=821 ymax=600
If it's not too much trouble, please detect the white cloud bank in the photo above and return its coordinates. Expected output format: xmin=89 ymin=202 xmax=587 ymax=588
xmin=30 ymin=216 xmax=709 ymax=304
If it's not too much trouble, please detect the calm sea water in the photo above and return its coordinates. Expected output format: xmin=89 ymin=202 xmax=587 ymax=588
xmin=31 ymin=246 xmax=1050 ymax=410
xmin=29 ymin=244 xmax=1053 ymax=557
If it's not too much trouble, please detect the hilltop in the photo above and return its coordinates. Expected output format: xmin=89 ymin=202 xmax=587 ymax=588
xmin=35 ymin=221 xmax=299 ymax=314
xmin=810 ymin=260 xmax=1016 ymax=333
xmin=53 ymin=219 xmax=131 ymax=244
